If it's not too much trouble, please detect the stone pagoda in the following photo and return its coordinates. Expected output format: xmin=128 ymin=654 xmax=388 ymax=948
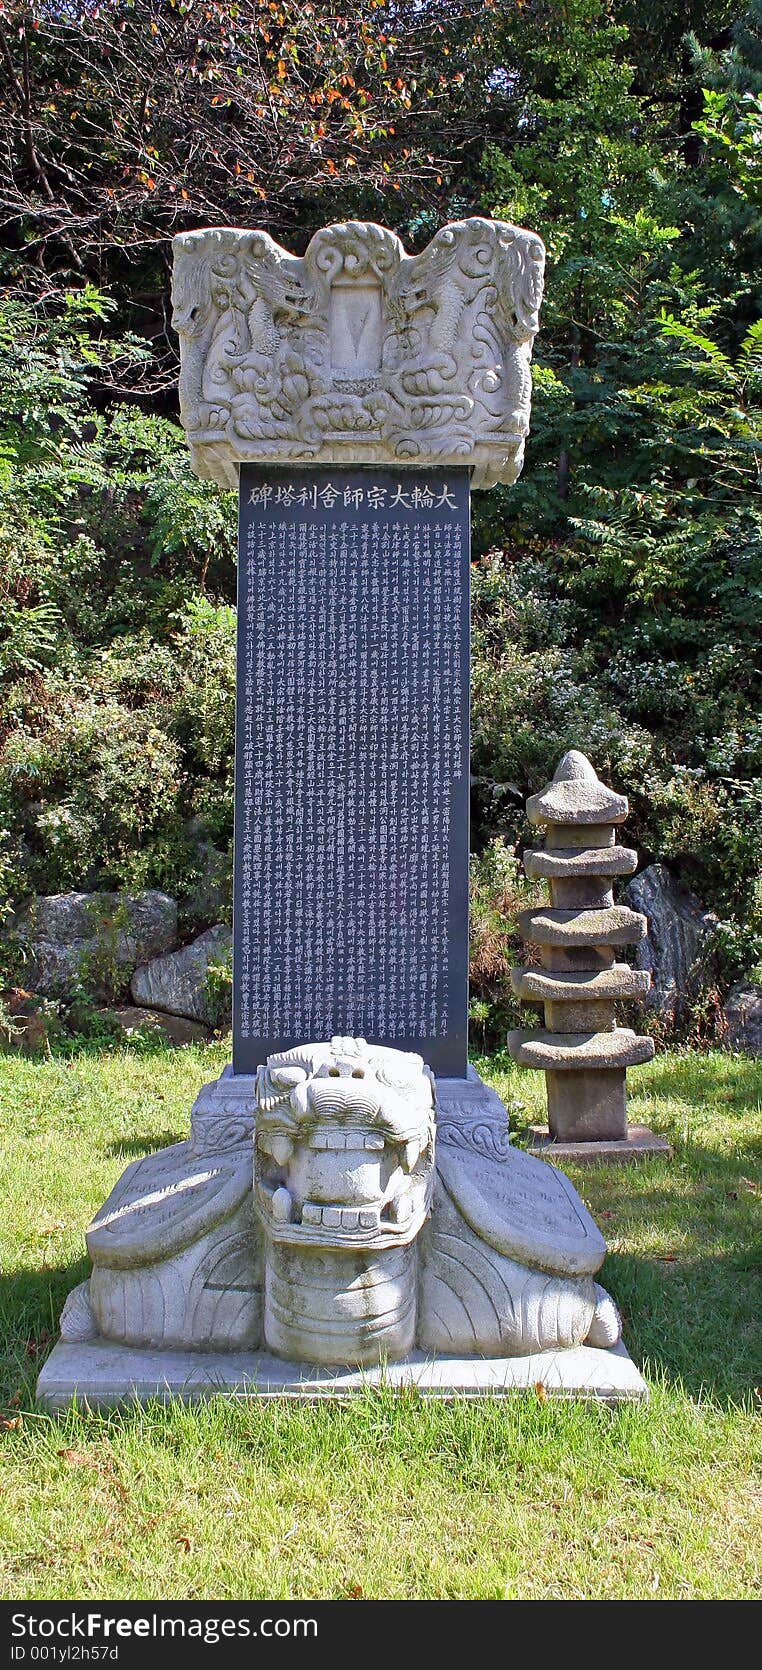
xmin=509 ymin=751 xmax=669 ymax=1160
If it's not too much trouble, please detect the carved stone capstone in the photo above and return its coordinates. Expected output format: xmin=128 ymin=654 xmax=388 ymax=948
xmin=171 ymin=218 xmax=545 ymax=490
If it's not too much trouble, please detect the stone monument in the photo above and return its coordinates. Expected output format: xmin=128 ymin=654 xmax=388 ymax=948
xmin=509 ymin=751 xmax=670 ymax=1161
xmin=37 ymin=220 xmax=646 ymax=1406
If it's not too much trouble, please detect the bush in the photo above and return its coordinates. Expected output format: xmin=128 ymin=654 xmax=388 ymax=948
xmin=468 ymin=839 xmax=544 ymax=1053
xmin=470 ymin=548 xmax=762 ymax=1000
xmin=0 ymin=297 xmax=238 ymax=919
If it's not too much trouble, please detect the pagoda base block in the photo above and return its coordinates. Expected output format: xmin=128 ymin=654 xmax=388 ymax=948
xmin=528 ymin=1124 xmax=672 ymax=1165
xmin=546 ymin=1065 xmax=628 ymax=1140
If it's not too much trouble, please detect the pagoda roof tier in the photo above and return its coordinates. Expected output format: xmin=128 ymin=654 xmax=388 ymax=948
xmin=507 ymin=1028 xmax=655 ymax=1071
xmin=524 ymin=845 xmax=638 ymax=880
xmin=516 ymin=904 xmax=647 ymax=948
xmin=511 ymin=964 xmax=651 ymax=1002
xmin=527 ymin=750 xmax=628 ymax=827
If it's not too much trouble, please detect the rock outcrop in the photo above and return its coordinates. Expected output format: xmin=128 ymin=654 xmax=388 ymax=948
xmin=623 ymin=863 xmax=719 ymax=1023
xmin=130 ymin=924 xmax=232 ymax=1026
xmin=724 ymin=984 xmax=762 ymax=1056
xmin=8 ymin=890 xmax=178 ymax=999
xmin=100 ymin=1006 xmax=212 ymax=1047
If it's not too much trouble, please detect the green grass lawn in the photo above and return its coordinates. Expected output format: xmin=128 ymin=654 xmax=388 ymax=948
xmin=0 ymin=1038 xmax=760 ymax=1600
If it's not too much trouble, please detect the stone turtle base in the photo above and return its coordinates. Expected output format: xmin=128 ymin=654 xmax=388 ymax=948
xmin=37 ymin=1338 xmax=646 ymax=1410
xmin=528 ymin=1124 xmax=672 ymax=1165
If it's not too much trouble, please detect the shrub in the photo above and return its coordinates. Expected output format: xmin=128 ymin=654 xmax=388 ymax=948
xmin=468 ymin=839 xmax=545 ymax=1053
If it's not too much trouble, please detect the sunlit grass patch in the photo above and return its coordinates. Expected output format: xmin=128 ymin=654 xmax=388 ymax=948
xmin=1 ymin=1040 xmax=760 ymax=1599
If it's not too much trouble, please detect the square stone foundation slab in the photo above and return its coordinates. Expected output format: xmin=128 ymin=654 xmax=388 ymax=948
xmin=528 ymin=1124 xmax=672 ymax=1164
xmin=36 ymin=1339 xmax=646 ymax=1410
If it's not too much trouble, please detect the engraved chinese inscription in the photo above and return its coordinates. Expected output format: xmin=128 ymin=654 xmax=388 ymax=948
xmin=234 ymin=466 xmax=470 ymax=1077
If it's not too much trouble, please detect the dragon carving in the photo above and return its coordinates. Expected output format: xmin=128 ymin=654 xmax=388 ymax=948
xmin=172 ymin=218 xmax=545 ymax=489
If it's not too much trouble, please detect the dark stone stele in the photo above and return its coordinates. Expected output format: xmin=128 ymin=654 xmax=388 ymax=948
xmin=234 ymin=465 xmax=471 ymax=1077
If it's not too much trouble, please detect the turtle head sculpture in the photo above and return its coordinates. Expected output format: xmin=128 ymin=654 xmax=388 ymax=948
xmin=254 ymin=1035 xmax=435 ymax=1247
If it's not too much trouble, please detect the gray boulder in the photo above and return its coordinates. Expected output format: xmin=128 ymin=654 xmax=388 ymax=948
xmin=130 ymin=924 xmax=232 ymax=1026
xmin=110 ymin=892 xmax=179 ymax=965
xmin=623 ymin=863 xmax=718 ymax=1022
xmin=15 ymin=894 xmax=96 ymax=943
xmin=724 ymin=985 xmax=762 ymax=1056
xmin=8 ymin=890 xmax=178 ymax=999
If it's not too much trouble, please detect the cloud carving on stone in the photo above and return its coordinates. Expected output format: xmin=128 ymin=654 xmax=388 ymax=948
xmin=171 ymin=218 xmax=545 ymax=489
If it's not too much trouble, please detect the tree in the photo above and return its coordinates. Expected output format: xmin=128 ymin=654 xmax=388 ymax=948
xmin=474 ymin=0 xmax=671 ymax=529
xmin=0 ymin=0 xmax=490 ymax=386
xmin=675 ymin=0 xmax=762 ymax=348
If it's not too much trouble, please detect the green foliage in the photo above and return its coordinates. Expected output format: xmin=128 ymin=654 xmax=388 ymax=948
xmin=0 ymin=1 xmax=760 ymax=1036
xmin=469 ymin=839 xmax=544 ymax=1050
xmin=1 ymin=617 xmax=237 ymax=900
xmin=205 ymin=946 xmax=234 ymax=1034
xmin=0 ymin=297 xmax=237 ymax=909
xmin=675 ymin=5 xmax=762 ymax=345
xmin=467 ymin=0 xmax=762 ymax=1024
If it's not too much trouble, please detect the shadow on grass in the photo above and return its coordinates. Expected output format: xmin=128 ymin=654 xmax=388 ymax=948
xmin=104 ymin=1133 xmax=185 ymax=1160
xmin=0 ymin=1258 xmax=90 ymax=1408
xmin=567 ymin=1143 xmax=762 ymax=1406
xmin=605 ymin=1248 xmax=761 ymax=1405
xmin=471 ymin=1059 xmax=761 ymax=1407
xmin=7 ymin=1030 xmax=224 ymax=1065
